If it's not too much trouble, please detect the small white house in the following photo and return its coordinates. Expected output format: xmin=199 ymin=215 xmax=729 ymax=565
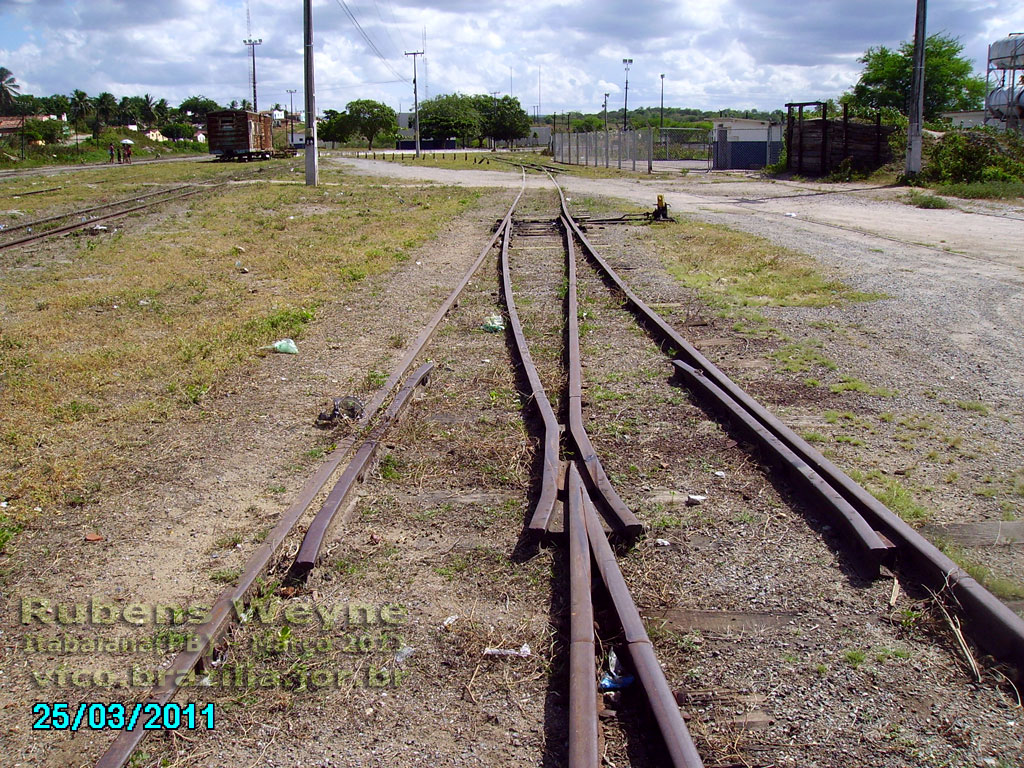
xmin=144 ymin=129 xmax=168 ymax=143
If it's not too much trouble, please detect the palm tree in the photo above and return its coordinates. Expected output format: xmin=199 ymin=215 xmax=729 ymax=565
xmin=141 ymin=93 xmax=156 ymax=127
xmin=0 ymin=67 xmax=21 ymax=112
xmin=154 ymin=98 xmax=169 ymax=126
xmin=68 ymin=90 xmax=92 ymax=153
xmin=93 ymin=92 xmax=117 ymax=137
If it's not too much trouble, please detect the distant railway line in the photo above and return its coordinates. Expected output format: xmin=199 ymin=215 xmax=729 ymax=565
xmin=82 ymin=165 xmax=1024 ymax=768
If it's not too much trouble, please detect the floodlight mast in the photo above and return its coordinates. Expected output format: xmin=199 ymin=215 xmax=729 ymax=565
xmin=244 ymin=38 xmax=262 ymax=112
xmin=406 ymin=50 xmax=424 ymax=158
xmin=622 ymin=58 xmax=633 ymax=130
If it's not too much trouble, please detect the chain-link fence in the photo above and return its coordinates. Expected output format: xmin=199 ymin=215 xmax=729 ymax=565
xmin=551 ymin=127 xmax=712 ymax=171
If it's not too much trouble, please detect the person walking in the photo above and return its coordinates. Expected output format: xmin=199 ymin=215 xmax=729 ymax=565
xmin=116 ymin=145 xmax=122 ymax=163
xmin=108 ymin=143 xmax=115 ymax=163
xmin=124 ymin=144 xmax=132 ymax=164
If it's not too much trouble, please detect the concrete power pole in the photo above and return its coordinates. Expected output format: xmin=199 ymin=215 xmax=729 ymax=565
xmin=303 ymin=0 xmax=318 ymax=186
xmin=405 ymin=50 xmax=424 ymax=158
xmin=905 ymin=0 xmax=927 ymax=177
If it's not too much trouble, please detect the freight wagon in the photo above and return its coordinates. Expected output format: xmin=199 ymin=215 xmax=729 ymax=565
xmin=206 ymin=109 xmax=274 ymax=161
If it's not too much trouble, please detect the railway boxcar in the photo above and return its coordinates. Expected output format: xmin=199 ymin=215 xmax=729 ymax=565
xmin=206 ymin=109 xmax=274 ymax=160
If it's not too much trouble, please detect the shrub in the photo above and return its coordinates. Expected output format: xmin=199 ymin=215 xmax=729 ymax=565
xmin=926 ymin=128 xmax=1024 ymax=184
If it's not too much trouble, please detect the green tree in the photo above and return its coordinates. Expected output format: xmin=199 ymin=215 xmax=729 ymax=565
xmin=418 ymin=94 xmax=480 ymax=147
xmin=345 ymin=98 xmax=397 ymax=150
xmin=153 ymin=98 xmax=169 ymax=125
xmin=0 ymin=67 xmax=21 ymax=112
xmin=319 ymin=109 xmax=355 ymax=143
xmin=93 ymin=92 xmax=117 ymax=137
xmin=490 ymin=96 xmax=530 ymax=146
xmin=179 ymin=95 xmax=221 ymax=120
xmin=846 ymin=34 xmax=985 ymax=120
xmin=23 ymin=118 xmax=64 ymax=144
xmin=161 ymin=122 xmax=194 ymax=141
xmin=571 ymin=115 xmax=603 ymax=133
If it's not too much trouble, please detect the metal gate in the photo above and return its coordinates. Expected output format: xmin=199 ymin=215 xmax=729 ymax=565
xmin=656 ymin=127 xmax=713 ymax=171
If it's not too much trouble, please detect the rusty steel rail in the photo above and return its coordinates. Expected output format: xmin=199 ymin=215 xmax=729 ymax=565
xmin=0 ymin=184 xmax=222 ymax=251
xmin=95 ymin=175 xmax=527 ymax=768
xmin=500 ymin=217 xmax=560 ymax=533
xmin=550 ymin=174 xmax=1024 ymax=679
xmin=0 ymin=183 xmax=192 ymax=236
xmin=288 ymin=362 xmax=433 ymax=581
xmin=581 ymin=477 xmax=705 ymax=767
xmin=567 ymin=465 xmax=599 ymax=767
xmin=562 ymin=217 xmax=642 ymax=535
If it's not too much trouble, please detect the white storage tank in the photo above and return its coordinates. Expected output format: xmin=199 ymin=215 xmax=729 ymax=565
xmin=989 ymin=35 xmax=1024 ymax=70
xmin=986 ymin=87 xmax=1024 ymax=119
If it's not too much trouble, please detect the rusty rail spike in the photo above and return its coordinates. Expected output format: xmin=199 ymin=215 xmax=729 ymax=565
xmin=581 ymin=477 xmax=705 ymax=767
xmin=288 ymin=362 xmax=434 ymax=581
xmin=549 ymin=172 xmax=1024 ymax=679
xmin=563 ymin=216 xmax=642 ymax=535
xmin=95 ymin=174 xmax=527 ymax=768
xmin=500 ymin=217 xmax=560 ymax=532
xmin=567 ymin=464 xmax=600 ymax=767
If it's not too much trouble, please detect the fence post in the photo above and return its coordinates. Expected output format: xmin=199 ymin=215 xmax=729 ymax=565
xmin=786 ymin=105 xmax=793 ymax=171
xmin=843 ymin=102 xmax=850 ymax=163
xmin=632 ymin=130 xmax=637 ymax=171
xmin=617 ymin=130 xmax=622 ymax=170
xmin=797 ymin=105 xmax=804 ymax=175
xmin=647 ymin=128 xmax=653 ymax=174
xmin=605 ymin=129 xmax=609 ymax=168
xmin=820 ymin=101 xmax=829 ymax=175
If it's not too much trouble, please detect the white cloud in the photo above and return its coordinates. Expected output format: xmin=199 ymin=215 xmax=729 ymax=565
xmin=2 ymin=0 xmax=1024 ymax=114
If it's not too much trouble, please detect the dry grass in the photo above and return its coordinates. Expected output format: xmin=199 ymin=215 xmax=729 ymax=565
xmin=641 ymin=218 xmax=886 ymax=309
xmin=0 ymin=162 xmax=480 ymax=541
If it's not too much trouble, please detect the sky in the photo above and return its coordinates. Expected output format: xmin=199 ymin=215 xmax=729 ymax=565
xmin=1 ymin=0 xmax=1022 ymax=117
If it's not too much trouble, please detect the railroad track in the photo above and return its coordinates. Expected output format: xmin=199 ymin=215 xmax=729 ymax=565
xmin=0 ymin=182 xmax=226 ymax=251
xmin=93 ymin=168 xmax=1023 ymax=768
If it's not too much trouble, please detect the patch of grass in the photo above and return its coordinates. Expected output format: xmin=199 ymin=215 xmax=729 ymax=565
xmin=210 ymin=568 xmax=241 ymax=584
xmin=936 ymin=540 xmax=1024 ymax=601
xmin=802 ymin=431 xmax=827 ymax=443
xmin=829 ymin=374 xmax=896 ymax=397
xmin=955 ymin=399 xmax=989 ymax=415
xmin=364 ymin=369 xmax=387 ymax=389
xmin=0 ymin=163 xmax=480 ymax=521
xmin=843 ymin=649 xmax=866 ymax=667
xmin=0 ymin=514 xmax=23 ymax=553
xmin=904 ymin=189 xmax=952 ymax=209
xmin=646 ymin=219 xmax=886 ymax=310
xmin=770 ymin=339 xmax=837 ymax=373
xmin=849 ymin=468 xmax=929 ymax=521
xmin=212 ymin=532 xmax=243 ymax=549
xmin=937 ymin=180 xmax=1024 ymax=200
xmin=378 ymin=453 xmax=401 ymax=481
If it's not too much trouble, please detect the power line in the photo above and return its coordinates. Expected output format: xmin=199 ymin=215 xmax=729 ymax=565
xmin=332 ymin=0 xmax=410 ymax=84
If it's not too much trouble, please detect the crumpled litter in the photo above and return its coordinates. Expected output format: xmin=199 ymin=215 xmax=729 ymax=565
xmin=481 ymin=315 xmax=505 ymax=333
xmin=483 ymin=644 xmax=531 ymax=658
xmin=267 ymin=338 xmax=298 ymax=354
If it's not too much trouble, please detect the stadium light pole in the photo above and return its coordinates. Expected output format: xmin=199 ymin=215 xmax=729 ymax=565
xmin=660 ymin=73 xmax=665 ymax=130
xmin=622 ymin=58 xmax=633 ymax=130
xmin=243 ymin=37 xmax=262 ymax=112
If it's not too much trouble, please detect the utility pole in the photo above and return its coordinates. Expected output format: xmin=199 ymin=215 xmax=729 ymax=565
xmin=243 ymin=37 xmax=262 ymax=112
xmin=905 ymin=0 xmax=927 ymax=177
xmin=303 ymin=0 xmax=318 ymax=186
xmin=286 ymin=88 xmax=297 ymax=146
xmin=622 ymin=58 xmax=633 ymax=130
xmin=405 ymin=50 xmax=424 ymax=157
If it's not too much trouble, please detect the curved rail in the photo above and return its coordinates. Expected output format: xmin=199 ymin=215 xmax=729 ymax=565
xmin=562 ymin=216 xmax=642 ymax=534
xmin=549 ymin=171 xmax=1024 ymax=678
xmin=95 ymin=173 xmax=528 ymax=768
xmin=499 ymin=217 xmax=560 ymax=533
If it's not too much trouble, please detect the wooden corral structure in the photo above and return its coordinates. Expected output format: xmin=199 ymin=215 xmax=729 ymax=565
xmin=206 ymin=110 xmax=274 ymax=161
xmin=785 ymin=102 xmax=895 ymax=175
